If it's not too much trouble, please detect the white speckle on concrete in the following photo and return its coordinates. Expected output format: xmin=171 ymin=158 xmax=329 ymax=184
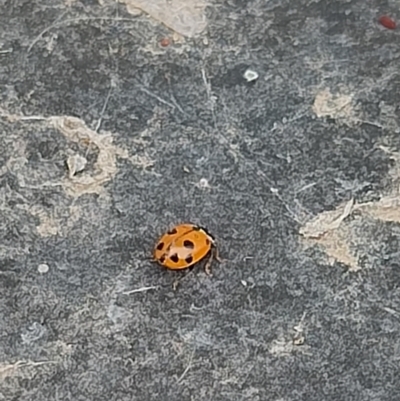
xmin=243 ymin=68 xmax=259 ymax=82
xmin=38 ymin=263 xmax=49 ymax=274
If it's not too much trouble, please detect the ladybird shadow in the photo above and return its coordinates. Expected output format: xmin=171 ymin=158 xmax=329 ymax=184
xmin=148 ymin=257 xmax=214 ymax=290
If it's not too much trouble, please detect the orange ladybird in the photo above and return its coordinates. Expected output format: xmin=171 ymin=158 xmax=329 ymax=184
xmin=153 ymin=223 xmax=220 ymax=274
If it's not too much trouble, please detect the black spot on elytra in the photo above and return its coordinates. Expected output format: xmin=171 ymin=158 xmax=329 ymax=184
xmin=185 ymin=255 xmax=193 ymax=264
xmin=167 ymin=228 xmax=177 ymax=235
xmin=206 ymin=238 xmax=210 ymax=245
xmin=183 ymin=240 xmax=195 ymax=249
xmin=170 ymin=254 xmax=179 ymax=263
xmin=156 ymin=242 xmax=164 ymax=251
xmin=159 ymin=255 xmax=166 ymax=264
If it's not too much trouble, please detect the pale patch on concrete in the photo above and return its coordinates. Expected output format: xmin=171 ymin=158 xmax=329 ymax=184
xmin=300 ymin=148 xmax=400 ymax=270
xmin=312 ymin=88 xmax=356 ymax=123
xmin=50 ymin=116 xmax=129 ymax=197
xmin=2 ymin=113 xmax=130 ymax=197
xmin=1 ymin=112 xmax=134 ymax=237
xmin=36 ymin=213 xmax=62 ymax=237
xmin=119 ymin=0 xmax=208 ymax=38
xmin=299 ymin=198 xmax=360 ymax=270
xmin=64 ymin=0 xmax=77 ymax=6
xmin=357 ymin=195 xmax=400 ymax=223
xmin=300 ymin=198 xmax=355 ymax=239
xmin=269 ymin=336 xmax=311 ymax=356
xmin=25 ymin=204 xmax=82 ymax=237
xmin=0 ymin=360 xmax=56 ymax=381
xmin=302 ymin=225 xmax=361 ymax=271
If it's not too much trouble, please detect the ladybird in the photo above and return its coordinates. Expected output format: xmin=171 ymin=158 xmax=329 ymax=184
xmin=153 ymin=223 xmax=220 ymax=274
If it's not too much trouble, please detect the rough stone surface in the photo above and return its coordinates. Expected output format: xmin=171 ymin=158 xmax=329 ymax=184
xmin=1 ymin=1 xmax=400 ymax=400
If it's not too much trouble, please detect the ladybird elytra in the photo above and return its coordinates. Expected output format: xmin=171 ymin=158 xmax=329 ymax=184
xmin=153 ymin=223 xmax=218 ymax=272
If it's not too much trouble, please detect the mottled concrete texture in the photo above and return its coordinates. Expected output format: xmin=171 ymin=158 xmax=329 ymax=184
xmin=1 ymin=0 xmax=400 ymax=400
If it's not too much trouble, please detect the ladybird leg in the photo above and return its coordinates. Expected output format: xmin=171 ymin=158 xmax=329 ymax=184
xmin=213 ymin=247 xmax=223 ymax=263
xmin=172 ymin=267 xmax=197 ymax=290
xmin=204 ymin=247 xmax=224 ymax=275
xmin=172 ymin=274 xmax=188 ymax=290
xmin=172 ymin=279 xmax=180 ymax=291
xmin=214 ymin=246 xmax=228 ymax=264
xmin=204 ymin=252 xmax=214 ymax=276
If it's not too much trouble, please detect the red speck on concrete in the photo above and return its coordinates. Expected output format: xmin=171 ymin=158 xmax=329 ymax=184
xmin=378 ymin=15 xmax=397 ymax=30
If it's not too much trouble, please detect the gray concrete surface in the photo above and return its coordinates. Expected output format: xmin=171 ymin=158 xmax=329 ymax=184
xmin=1 ymin=0 xmax=400 ymax=400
